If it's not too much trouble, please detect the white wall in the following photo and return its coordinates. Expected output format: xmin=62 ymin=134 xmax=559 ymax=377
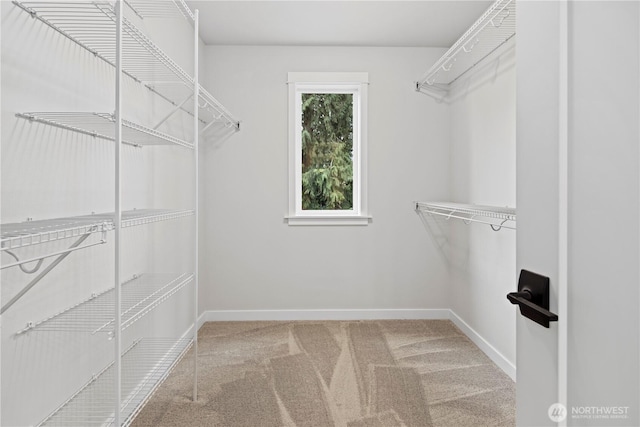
xmin=200 ymin=45 xmax=451 ymax=315
xmin=448 ymin=42 xmax=517 ymax=373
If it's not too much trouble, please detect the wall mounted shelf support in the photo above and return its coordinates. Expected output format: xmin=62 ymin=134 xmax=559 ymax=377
xmin=1 ymin=210 xmax=193 ymax=317
xmin=0 ymin=231 xmax=105 ymax=314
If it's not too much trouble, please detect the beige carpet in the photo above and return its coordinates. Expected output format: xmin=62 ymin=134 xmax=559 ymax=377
xmin=132 ymin=320 xmax=515 ymax=426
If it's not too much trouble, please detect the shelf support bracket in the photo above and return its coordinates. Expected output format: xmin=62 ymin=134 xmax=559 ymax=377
xmin=1 ymin=229 xmax=107 ymax=314
xmin=199 ymin=113 xmax=224 ymax=135
xmin=153 ymin=93 xmax=194 ymax=130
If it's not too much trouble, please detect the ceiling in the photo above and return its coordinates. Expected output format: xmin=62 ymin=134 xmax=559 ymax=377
xmin=187 ymin=1 xmax=493 ymax=48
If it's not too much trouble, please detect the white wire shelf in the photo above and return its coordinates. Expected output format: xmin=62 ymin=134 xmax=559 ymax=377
xmin=415 ymin=201 xmax=516 ymax=230
xmin=416 ymin=0 xmax=515 ymax=98
xmin=13 ymin=1 xmax=240 ymax=131
xmin=38 ymin=337 xmax=192 ymax=427
xmin=16 ymin=112 xmax=193 ymax=149
xmin=13 ymin=1 xmax=192 ymax=87
xmin=16 ymin=273 xmax=193 ymax=335
xmin=1 ymin=209 xmax=194 ymax=251
xmin=126 ymin=0 xmax=194 ymax=21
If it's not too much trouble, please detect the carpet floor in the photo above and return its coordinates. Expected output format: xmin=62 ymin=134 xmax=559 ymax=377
xmin=132 ymin=320 xmax=515 ymax=426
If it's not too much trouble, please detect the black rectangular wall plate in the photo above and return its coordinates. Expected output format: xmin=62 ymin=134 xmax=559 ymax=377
xmin=519 ymin=270 xmax=550 ymax=308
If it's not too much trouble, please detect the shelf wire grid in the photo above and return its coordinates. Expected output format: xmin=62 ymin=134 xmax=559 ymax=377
xmin=38 ymin=337 xmax=192 ymax=427
xmin=13 ymin=1 xmax=240 ymax=131
xmin=126 ymin=0 xmax=194 ymax=21
xmin=415 ymin=201 xmax=516 ymax=230
xmin=16 ymin=112 xmax=193 ymax=149
xmin=16 ymin=273 xmax=194 ymax=335
xmin=14 ymin=1 xmax=192 ymax=86
xmin=417 ymin=0 xmax=515 ymax=90
xmin=1 ymin=209 xmax=194 ymax=251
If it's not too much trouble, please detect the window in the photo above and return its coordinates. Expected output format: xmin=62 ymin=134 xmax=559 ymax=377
xmin=287 ymin=72 xmax=370 ymax=226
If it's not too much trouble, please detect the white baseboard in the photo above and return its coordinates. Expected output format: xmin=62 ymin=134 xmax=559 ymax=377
xmin=197 ymin=308 xmax=516 ymax=380
xmin=199 ymin=308 xmax=450 ymax=322
xmin=448 ymin=310 xmax=516 ymax=381
xmin=196 ymin=312 xmax=208 ymax=330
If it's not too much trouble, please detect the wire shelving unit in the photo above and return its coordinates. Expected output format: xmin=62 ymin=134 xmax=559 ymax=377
xmin=5 ymin=1 xmax=237 ymax=425
xmin=16 ymin=273 xmax=194 ymax=335
xmin=415 ymin=201 xmax=516 ymax=231
xmin=416 ymin=0 xmax=516 ymax=100
xmin=37 ymin=338 xmax=193 ymax=427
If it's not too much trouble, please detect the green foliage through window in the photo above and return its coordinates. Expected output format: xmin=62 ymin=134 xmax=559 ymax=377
xmin=301 ymin=93 xmax=353 ymax=210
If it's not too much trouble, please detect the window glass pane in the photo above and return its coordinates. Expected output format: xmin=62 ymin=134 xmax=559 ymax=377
xmin=301 ymin=93 xmax=353 ymax=211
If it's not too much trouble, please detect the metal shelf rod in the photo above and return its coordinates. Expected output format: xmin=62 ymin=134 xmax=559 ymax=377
xmin=193 ymin=7 xmax=200 ymax=403
xmin=114 ymin=1 xmax=123 ymax=424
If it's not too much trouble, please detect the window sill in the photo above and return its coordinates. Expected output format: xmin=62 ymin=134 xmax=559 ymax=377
xmin=285 ymin=215 xmax=372 ymax=226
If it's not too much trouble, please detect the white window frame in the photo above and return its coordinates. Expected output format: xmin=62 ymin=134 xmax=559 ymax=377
xmin=286 ymin=72 xmax=370 ymax=226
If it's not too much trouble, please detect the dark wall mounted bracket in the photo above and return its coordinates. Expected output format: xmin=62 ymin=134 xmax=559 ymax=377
xmin=507 ymin=270 xmax=559 ymax=328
